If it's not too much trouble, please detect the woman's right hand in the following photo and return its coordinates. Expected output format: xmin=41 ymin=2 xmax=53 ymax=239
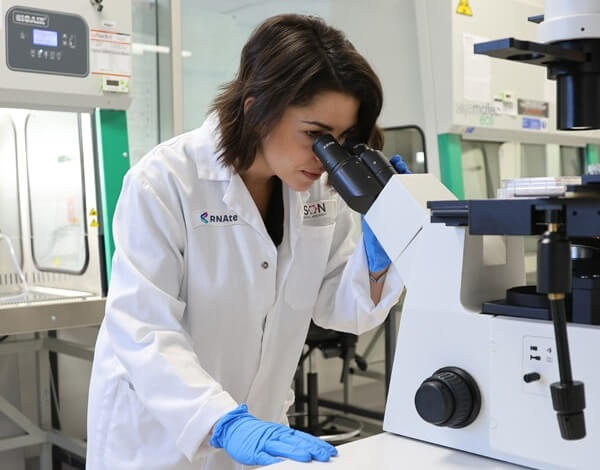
xmin=210 ymin=404 xmax=338 ymax=466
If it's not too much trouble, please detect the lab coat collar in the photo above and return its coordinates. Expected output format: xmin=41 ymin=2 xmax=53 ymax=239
xmin=193 ymin=113 xmax=311 ymax=250
xmin=191 ymin=113 xmax=233 ymax=182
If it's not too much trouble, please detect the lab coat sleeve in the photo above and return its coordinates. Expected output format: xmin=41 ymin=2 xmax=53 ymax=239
xmin=311 ymin=196 xmax=403 ymax=335
xmin=104 ymin=169 xmax=238 ymax=462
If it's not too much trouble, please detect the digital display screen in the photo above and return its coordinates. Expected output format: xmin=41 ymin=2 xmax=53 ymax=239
xmin=33 ymin=28 xmax=58 ymax=47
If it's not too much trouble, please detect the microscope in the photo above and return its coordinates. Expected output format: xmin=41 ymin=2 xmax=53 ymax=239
xmin=312 ymin=2 xmax=599 ymax=468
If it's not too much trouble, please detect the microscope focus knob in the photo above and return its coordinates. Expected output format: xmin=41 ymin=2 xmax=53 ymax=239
xmin=414 ymin=367 xmax=481 ymax=428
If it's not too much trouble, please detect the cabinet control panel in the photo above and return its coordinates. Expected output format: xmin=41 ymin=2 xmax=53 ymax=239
xmin=6 ymin=6 xmax=88 ymax=76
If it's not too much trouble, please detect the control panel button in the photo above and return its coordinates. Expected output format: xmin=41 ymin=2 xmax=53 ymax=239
xmin=523 ymin=372 xmax=541 ymax=383
xmin=415 ymin=366 xmax=481 ymax=428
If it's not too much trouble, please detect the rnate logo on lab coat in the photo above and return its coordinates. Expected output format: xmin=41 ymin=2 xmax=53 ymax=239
xmin=192 ymin=210 xmax=244 ymax=228
xmin=303 ymin=199 xmax=336 ymax=219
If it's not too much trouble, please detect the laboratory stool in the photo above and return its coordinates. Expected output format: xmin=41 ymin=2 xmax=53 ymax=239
xmin=289 ymin=322 xmax=365 ymax=444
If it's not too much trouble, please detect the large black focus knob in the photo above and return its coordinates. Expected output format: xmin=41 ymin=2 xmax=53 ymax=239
xmin=414 ymin=367 xmax=481 ymax=428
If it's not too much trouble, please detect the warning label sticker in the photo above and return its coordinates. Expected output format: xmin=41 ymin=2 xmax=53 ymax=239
xmin=90 ymin=29 xmax=131 ymax=78
xmin=517 ymin=99 xmax=549 ymax=117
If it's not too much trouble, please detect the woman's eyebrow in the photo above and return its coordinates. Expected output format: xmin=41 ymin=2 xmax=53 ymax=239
xmin=301 ymin=120 xmax=334 ymax=131
xmin=301 ymin=120 xmax=356 ymax=135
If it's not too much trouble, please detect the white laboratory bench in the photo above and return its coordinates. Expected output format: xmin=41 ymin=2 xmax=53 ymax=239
xmin=271 ymin=432 xmax=528 ymax=469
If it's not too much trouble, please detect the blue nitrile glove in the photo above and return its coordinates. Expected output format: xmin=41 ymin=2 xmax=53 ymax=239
xmin=362 ymin=154 xmax=411 ymax=272
xmin=390 ymin=154 xmax=411 ymax=175
xmin=210 ymin=404 xmax=337 ymax=466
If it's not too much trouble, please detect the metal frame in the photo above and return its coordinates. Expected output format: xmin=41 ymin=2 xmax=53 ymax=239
xmin=169 ymin=0 xmax=183 ymax=137
xmin=0 ymin=333 xmax=95 ymax=468
xmin=0 ymin=298 xmax=105 ymax=337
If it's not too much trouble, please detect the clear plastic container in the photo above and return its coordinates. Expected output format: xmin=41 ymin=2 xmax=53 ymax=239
xmin=497 ymin=176 xmax=581 ymax=199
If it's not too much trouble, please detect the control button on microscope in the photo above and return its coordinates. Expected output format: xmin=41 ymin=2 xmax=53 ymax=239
xmin=414 ymin=379 xmax=454 ymax=425
xmin=415 ymin=366 xmax=481 ymax=429
xmin=523 ymin=372 xmax=541 ymax=383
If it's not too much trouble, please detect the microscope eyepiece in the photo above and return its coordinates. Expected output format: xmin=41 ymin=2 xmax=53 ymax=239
xmin=343 ymin=139 xmax=398 ymax=187
xmin=312 ymin=134 xmax=351 ymax=174
xmin=311 ymin=134 xmax=384 ymax=214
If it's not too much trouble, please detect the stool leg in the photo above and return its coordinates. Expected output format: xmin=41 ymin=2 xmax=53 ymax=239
xmin=294 ymin=362 xmax=305 ymax=428
xmin=307 ymin=372 xmax=319 ymax=434
xmin=343 ymin=348 xmax=353 ymax=408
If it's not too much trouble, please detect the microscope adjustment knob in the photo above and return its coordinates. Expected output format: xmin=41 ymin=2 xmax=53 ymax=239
xmin=414 ymin=367 xmax=481 ymax=428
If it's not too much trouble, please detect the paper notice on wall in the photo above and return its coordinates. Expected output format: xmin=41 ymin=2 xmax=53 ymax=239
xmin=463 ymin=33 xmax=491 ymax=102
xmin=90 ymin=29 xmax=132 ymax=78
xmin=544 ymin=78 xmax=556 ymax=103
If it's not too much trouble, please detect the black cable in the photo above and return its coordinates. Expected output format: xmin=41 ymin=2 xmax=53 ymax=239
xmin=0 ymin=336 xmax=8 ymax=342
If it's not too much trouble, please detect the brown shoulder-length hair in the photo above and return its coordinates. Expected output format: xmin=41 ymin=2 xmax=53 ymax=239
xmin=210 ymin=14 xmax=383 ymax=172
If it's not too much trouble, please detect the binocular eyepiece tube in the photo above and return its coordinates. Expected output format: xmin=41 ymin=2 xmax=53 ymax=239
xmin=312 ymin=134 xmax=397 ymax=214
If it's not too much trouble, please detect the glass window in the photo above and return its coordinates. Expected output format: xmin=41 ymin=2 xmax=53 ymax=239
xmin=382 ymin=126 xmax=426 ymax=173
xmin=25 ymin=111 xmax=88 ymax=273
xmin=128 ymin=0 xmax=162 ymax=165
xmin=0 ymin=113 xmax=22 ymax=269
xmin=180 ymin=1 xmax=331 ymax=131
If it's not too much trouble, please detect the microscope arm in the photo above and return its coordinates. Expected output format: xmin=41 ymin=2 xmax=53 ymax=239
xmin=364 ymin=174 xmax=457 ymax=280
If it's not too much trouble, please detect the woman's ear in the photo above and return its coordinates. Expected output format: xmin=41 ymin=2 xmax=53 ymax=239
xmin=243 ymin=97 xmax=255 ymax=115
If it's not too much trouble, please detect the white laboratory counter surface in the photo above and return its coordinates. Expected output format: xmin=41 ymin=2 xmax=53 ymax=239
xmin=271 ymin=432 xmax=529 ymax=469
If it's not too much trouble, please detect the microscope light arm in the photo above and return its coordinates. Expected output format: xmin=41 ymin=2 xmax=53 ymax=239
xmin=364 ymin=173 xmax=457 ymax=280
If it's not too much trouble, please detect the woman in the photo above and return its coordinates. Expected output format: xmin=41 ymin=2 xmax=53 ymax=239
xmin=86 ymin=14 xmax=404 ymax=470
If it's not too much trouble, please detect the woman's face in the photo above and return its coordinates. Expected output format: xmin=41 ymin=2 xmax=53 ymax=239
xmin=253 ymin=90 xmax=359 ymax=192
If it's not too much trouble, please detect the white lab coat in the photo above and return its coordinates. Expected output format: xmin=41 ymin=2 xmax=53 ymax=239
xmin=86 ymin=114 xmax=402 ymax=470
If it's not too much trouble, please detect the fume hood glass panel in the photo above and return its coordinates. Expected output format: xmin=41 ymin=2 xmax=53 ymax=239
xmin=560 ymin=146 xmax=585 ymax=176
xmin=25 ymin=112 xmax=87 ymax=274
xmin=461 ymin=141 xmax=587 ymax=198
xmin=383 ymin=127 xmax=426 ymax=173
xmin=460 ymin=141 xmax=502 ymax=199
xmin=0 ymin=114 xmax=23 ymax=269
xmin=520 ymin=144 xmax=546 ymax=177
xmin=461 ymin=140 xmax=587 ymax=284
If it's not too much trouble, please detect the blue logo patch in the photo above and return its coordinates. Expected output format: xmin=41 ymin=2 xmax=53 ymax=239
xmin=192 ymin=210 xmax=243 ymax=228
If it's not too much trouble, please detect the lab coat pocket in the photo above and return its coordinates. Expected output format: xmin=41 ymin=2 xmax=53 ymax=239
xmin=285 ymin=223 xmax=335 ymax=310
xmin=103 ymin=379 xmax=168 ymax=469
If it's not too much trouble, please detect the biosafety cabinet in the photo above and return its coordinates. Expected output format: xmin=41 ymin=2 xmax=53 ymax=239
xmin=0 ymin=0 xmax=131 ymax=333
xmin=0 ymin=1 xmax=131 ymax=467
